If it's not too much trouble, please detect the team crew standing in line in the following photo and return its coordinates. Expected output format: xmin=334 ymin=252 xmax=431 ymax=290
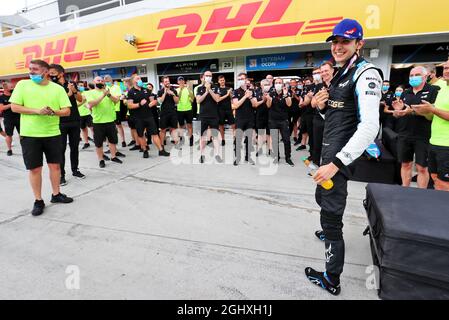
xmin=86 ymin=76 xmax=124 ymax=168
xmin=10 ymin=59 xmax=74 ymax=216
xmin=305 ymin=19 xmax=382 ymax=295
xmin=217 ymin=75 xmax=235 ymax=146
xmin=104 ymin=75 xmax=127 ymax=148
xmin=48 ymin=64 xmax=85 ymax=186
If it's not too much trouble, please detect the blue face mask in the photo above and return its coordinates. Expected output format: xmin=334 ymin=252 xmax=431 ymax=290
xmin=382 ymin=85 xmax=389 ymax=92
xmin=395 ymin=91 xmax=402 ymax=98
xmin=105 ymin=82 xmax=112 ymax=87
xmin=79 ymin=87 xmax=85 ymax=92
xmin=30 ymin=74 xmax=44 ymax=84
xmin=409 ymin=76 xmax=423 ymax=88
xmin=137 ymin=80 xmax=144 ymax=87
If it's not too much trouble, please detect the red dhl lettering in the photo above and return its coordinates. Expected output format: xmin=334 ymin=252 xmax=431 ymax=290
xmin=16 ymin=37 xmax=99 ymax=69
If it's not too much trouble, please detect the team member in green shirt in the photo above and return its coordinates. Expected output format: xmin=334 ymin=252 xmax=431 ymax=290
xmin=10 ymin=59 xmax=74 ymax=216
xmin=176 ymin=76 xmax=195 ymax=147
xmin=86 ymin=76 xmax=124 ymax=168
xmin=77 ymin=81 xmax=94 ymax=149
xmin=104 ymin=75 xmax=127 ymax=148
xmin=413 ymin=59 xmax=449 ymax=191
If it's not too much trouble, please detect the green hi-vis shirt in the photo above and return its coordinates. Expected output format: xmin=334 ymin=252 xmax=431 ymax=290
xmin=107 ymin=84 xmax=122 ymax=112
xmin=176 ymin=87 xmax=193 ymax=111
xmin=9 ymin=80 xmax=71 ymax=138
xmin=430 ymin=79 xmax=449 ymax=147
xmin=78 ymin=91 xmax=92 ymax=117
xmin=87 ymin=89 xmax=116 ymax=124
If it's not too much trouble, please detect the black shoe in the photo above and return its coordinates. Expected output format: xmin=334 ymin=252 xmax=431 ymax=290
xmin=296 ymin=145 xmax=306 ymax=151
xmin=72 ymin=171 xmax=86 ymax=179
xmin=256 ymin=149 xmax=263 ymax=157
xmin=233 ymin=159 xmax=240 ymax=166
xmin=7 ymin=150 xmax=12 ymax=156
xmin=88 ymin=137 xmax=94 ymax=142
xmin=412 ymin=174 xmax=418 ymax=182
xmin=294 ymin=140 xmax=301 ymax=146
xmin=268 ymin=149 xmax=272 ymax=156
xmin=116 ymin=151 xmax=126 ymax=158
xmin=51 ymin=193 xmax=74 ymax=204
xmin=221 ymin=140 xmax=225 ymax=146
xmin=82 ymin=143 xmax=90 ymax=150
xmin=130 ymin=145 xmax=140 ymax=151
xmin=60 ymin=176 xmax=68 ymax=186
xmin=143 ymin=150 xmax=149 ymax=158
xmin=159 ymin=149 xmax=170 ymax=157
xmin=293 ymin=137 xmax=298 ymax=142
xmin=189 ymin=136 xmax=194 ymax=147
xmin=111 ymin=157 xmax=123 ymax=164
xmin=305 ymin=267 xmax=341 ymax=296
xmin=200 ymin=156 xmax=205 ymax=164
xmin=31 ymin=200 xmax=45 ymax=216
xmin=99 ymin=160 xmax=106 ymax=168
xmin=315 ymin=230 xmax=326 ymax=241
xmin=127 ymin=140 xmax=136 ymax=146
xmin=121 ymin=141 xmax=127 ymax=148
xmin=105 ymin=149 xmax=111 ymax=154
xmin=286 ymin=158 xmax=295 ymax=167
xmin=215 ymin=155 xmax=223 ymax=163
xmin=103 ymin=154 xmax=110 ymax=161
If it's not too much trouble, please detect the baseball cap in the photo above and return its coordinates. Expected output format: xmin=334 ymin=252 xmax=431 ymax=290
xmin=177 ymin=76 xmax=185 ymax=81
xmin=326 ymin=19 xmax=364 ymax=42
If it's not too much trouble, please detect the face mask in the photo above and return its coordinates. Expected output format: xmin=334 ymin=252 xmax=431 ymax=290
xmin=263 ymin=86 xmax=271 ymax=93
xmin=50 ymin=75 xmax=59 ymax=83
xmin=409 ymin=76 xmax=423 ymax=88
xmin=298 ymin=85 xmax=303 ymax=90
xmin=237 ymin=80 xmax=245 ymax=88
xmin=105 ymin=82 xmax=112 ymax=87
xmin=313 ymin=74 xmax=321 ymax=82
xmin=137 ymin=80 xmax=144 ymax=87
xmin=395 ymin=91 xmax=402 ymax=98
xmin=96 ymin=83 xmax=105 ymax=89
xmin=382 ymin=85 xmax=389 ymax=92
xmin=79 ymin=86 xmax=85 ymax=92
xmin=30 ymin=74 xmax=44 ymax=84
xmin=275 ymin=84 xmax=283 ymax=92
xmin=205 ymin=76 xmax=212 ymax=84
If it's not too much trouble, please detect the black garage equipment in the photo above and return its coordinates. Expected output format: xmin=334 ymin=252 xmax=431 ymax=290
xmin=364 ymin=183 xmax=449 ymax=300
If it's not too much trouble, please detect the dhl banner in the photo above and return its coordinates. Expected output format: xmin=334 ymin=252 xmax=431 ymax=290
xmin=0 ymin=0 xmax=448 ymax=77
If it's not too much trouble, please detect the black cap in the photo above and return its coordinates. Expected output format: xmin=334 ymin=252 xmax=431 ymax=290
xmin=177 ymin=76 xmax=185 ymax=82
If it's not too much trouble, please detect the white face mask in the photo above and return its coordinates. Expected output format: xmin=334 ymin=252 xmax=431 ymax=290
xmin=263 ymin=86 xmax=271 ymax=93
xmin=313 ymin=74 xmax=321 ymax=82
xmin=205 ymin=76 xmax=212 ymax=84
xmin=237 ymin=80 xmax=245 ymax=88
xmin=275 ymin=84 xmax=283 ymax=92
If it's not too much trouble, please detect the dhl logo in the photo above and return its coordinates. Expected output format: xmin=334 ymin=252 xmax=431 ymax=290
xmin=136 ymin=0 xmax=343 ymax=52
xmin=15 ymin=36 xmax=99 ymax=70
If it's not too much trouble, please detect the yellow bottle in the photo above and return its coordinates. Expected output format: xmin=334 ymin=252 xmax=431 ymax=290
xmin=302 ymin=157 xmax=334 ymax=190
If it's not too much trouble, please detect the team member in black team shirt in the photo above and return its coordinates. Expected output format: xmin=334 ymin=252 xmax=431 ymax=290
xmin=266 ymin=78 xmax=294 ymax=166
xmin=380 ymin=80 xmax=394 ymax=129
xmin=0 ymin=81 xmax=19 ymax=156
xmin=252 ymin=79 xmax=272 ymax=156
xmin=217 ymin=75 xmax=235 ymax=146
xmin=232 ymin=73 xmax=256 ymax=166
xmin=157 ymin=76 xmax=180 ymax=147
xmin=48 ymin=64 xmax=85 ymax=185
xmin=297 ymin=76 xmax=316 ymax=152
xmin=393 ymin=66 xmax=439 ymax=188
xmin=310 ymin=61 xmax=335 ymax=166
xmin=289 ymin=79 xmax=303 ymax=146
xmin=127 ymin=75 xmax=169 ymax=159
xmin=196 ymin=70 xmax=222 ymax=163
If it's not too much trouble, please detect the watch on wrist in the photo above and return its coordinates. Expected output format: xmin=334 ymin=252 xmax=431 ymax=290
xmin=107 ymin=93 xmax=111 ymax=98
